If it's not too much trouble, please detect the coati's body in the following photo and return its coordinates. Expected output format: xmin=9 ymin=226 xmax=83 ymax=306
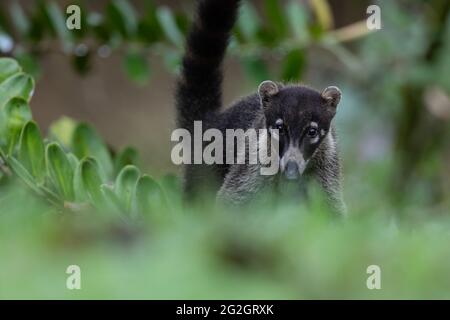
xmin=176 ymin=0 xmax=345 ymax=214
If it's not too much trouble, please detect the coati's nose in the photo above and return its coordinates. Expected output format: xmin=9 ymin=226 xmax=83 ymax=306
xmin=285 ymin=161 xmax=299 ymax=180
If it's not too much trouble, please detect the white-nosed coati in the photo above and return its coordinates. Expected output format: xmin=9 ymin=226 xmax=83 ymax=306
xmin=176 ymin=0 xmax=346 ymax=214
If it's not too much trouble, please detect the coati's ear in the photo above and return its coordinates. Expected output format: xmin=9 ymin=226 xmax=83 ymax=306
xmin=258 ymin=80 xmax=280 ymax=106
xmin=321 ymin=86 xmax=342 ymax=110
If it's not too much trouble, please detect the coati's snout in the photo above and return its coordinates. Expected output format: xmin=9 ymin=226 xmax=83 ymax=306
xmin=279 ymin=144 xmax=307 ymax=180
xmin=284 ymin=161 xmax=299 ymax=180
xmin=258 ymin=80 xmax=342 ymax=179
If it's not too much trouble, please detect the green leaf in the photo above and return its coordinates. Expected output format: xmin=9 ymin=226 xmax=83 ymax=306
xmin=160 ymin=173 xmax=181 ymax=194
xmin=241 ymin=56 xmax=271 ymax=84
xmin=286 ymin=1 xmax=310 ymax=43
xmin=100 ymin=183 xmax=123 ymax=211
xmin=14 ymin=51 xmax=41 ymax=78
xmin=137 ymin=1 xmax=163 ymax=43
xmin=156 ymin=6 xmax=183 ymax=48
xmin=264 ymin=0 xmax=288 ymax=39
xmin=45 ymin=143 xmax=75 ymax=200
xmin=310 ymin=0 xmax=333 ymax=31
xmin=115 ymin=165 xmax=140 ymax=213
xmin=73 ymin=160 xmax=87 ymax=202
xmin=73 ymin=157 xmax=105 ymax=204
xmin=123 ymin=50 xmax=150 ymax=85
xmin=135 ymin=175 xmax=165 ymax=215
xmin=0 ymin=73 xmax=34 ymax=108
xmin=114 ymin=146 xmax=140 ymax=176
xmin=1 ymin=98 xmax=32 ymax=155
xmin=66 ymin=153 xmax=79 ymax=178
xmin=107 ymin=0 xmax=138 ymax=38
xmin=7 ymin=156 xmax=60 ymax=205
xmin=18 ymin=121 xmax=45 ymax=183
xmin=0 ymin=58 xmax=21 ymax=84
xmin=7 ymin=155 xmax=41 ymax=195
xmin=238 ymin=2 xmax=260 ymax=41
xmin=72 ymin=123 xmax=113 ymax=178
xmin=46 ymin=1 xmax=73 ymax=51
xmin=281 ymin=48 xmax=306 ymax=82
xmin=9 ymin=2 xmax=30 ymax=38
xmin=159 ymin=174 xmax=181 ymax=211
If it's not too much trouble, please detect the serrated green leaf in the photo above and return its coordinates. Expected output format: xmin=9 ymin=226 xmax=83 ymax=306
xmin=18 ymin=121 xmax=45 ymax=183
xmin=72 ymin=123 xmax=113 ymax=178
xmin=0 ymin=73 xmax=34 ymax=107
xmin=115 ymin=165 xmax=140 ymax=213
xmin=45 ymin=143 xmax=75 ymax=200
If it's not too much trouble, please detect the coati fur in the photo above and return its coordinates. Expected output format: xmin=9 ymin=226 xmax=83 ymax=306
xmin=176 ymin=0 xmax=346 ymax=214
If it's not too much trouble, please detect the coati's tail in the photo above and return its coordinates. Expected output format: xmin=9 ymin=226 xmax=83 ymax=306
xmin=176 ymin=0 xmax=241 ymax=130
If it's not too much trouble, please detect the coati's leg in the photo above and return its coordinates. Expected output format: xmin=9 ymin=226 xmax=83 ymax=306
xmin=217 ymin=164 xmax=275 ymax=205
xmin=219 ymin=161 xmax=345 ymax=213
xmin=310 ymin=132 xmax=347 ymax=215
xmin=183 ymin=163 xmax=224 ymax=203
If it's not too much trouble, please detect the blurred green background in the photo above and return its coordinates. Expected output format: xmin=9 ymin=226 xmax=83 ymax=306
xmin=0 ymin=0 xmax=450 ymax=299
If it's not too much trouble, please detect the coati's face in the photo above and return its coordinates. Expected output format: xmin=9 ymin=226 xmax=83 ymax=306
xmin=258 ymin=81 xmax=341 ymax=180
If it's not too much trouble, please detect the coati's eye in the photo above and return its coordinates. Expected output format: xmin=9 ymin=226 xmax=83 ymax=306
xmin=275 ymin=119 xmax=284 ymax=133
xmin=307 ymin=127 xmax=318 ymax=138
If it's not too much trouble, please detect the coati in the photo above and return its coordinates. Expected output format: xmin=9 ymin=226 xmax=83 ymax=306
xmin=176 ymin=0 xmax=346 ymax=214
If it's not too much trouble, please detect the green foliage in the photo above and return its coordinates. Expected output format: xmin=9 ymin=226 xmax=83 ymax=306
xmin=123 ymin=49 xmax=150 ymax=85
xmin=0 ymin=0 xmax=337 ymax=84
xmin=0 ymin=57 xmax=166 ymax=219
xmin=72 ymin=123 xmax=113 ymax=179
xmin=46 ymin=143 xmax=75 ymax=200
xmin=281 ymin=48 xmax=306 ymax=82
xmin=18 ymin=121 xmax=45 ymax=183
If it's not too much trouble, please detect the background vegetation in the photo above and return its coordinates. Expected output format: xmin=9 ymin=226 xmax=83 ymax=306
xmin=0 ymin=0 xmax=450 ymax=299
